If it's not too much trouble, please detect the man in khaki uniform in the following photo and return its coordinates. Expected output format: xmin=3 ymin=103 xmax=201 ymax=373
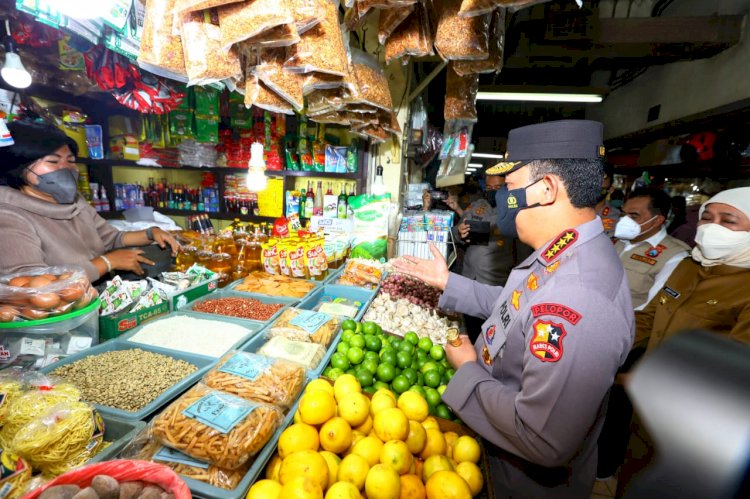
xmin=613 ymin=187 xmax=690 ymax=310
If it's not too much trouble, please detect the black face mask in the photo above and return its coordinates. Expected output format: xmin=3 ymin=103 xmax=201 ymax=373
xmin=495 ymin=180 xmax=543 ymax=238
xmin=485 ymin=190 xmax=497 ymax=208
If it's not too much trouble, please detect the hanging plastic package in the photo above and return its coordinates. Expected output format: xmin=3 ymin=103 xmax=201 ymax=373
xmin=181 ymin=9 xmax=242 ymax=86
xmin=138 ymin=0 xmax=188 ymax=81
xmin=348 ymin=193 xmax=391 ymax=262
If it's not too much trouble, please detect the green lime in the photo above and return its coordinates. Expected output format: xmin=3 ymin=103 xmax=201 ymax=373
xmin=347 ymin=347 xmax=364 ymax=365
xmin=416 ymin=372 xmax=424 ymax=386
xmin=341 ymin=319 xmax=357 ymax=332
xmin=327 ymin=367 xmax=344 ymax=381
xmin=362 ymin=359 xmax=379 ymax=375
xmin=404 ymin=332 xmax=419 ymax=345
xmin=346 ymin=368 xmax=357 ymax=376
xmin=363 ymin=386 xmax=377 ymax=395
xmin=355 ymin=323 xmax=363 ymax=334
xmin=398 ymin=341 xmax=415 ymax=355
xmin=362 ymin=322 xmax=378 ymax=335
xmin=416 ymin=349 xmax=428 ymax=360
xmin=341 ymin=330 xmax=354 ymax=342
xmin=396 ymin=351 xmax=412 ymax=369
xmin=424 ymin=370 xmax=441 ymax=388
xmin=420 ymin=361 xmax=439 ymax=375
xmin=435 ymin=404 xmax=453 ymax=420
xmin=437 ymin=385 xmax=447 ymax=396
xmin=375 ymin=324 xmax=383 ymax=336
xmin=408 ymin=385 xmax=426 ymax=398
xmin=436 ymin=364 xmax=446 ymax=376
xmin=424 ymin=387 xmax=441 ymax=408
xmin=376 ymin=363 xmax=396 ymax=383
xmin=364 ymin=351 xmax=380 ymax=363
xmin=416 ymin=358 xmax=427 ymax=370
xmin=331 ymin=352 xmax=350 ymax=371
xmin=394 ymin=367 xmax=402 ymax=376
xmin=417 ymin=337 xmax=433 ymax=352
xmin=350 ymin=335 xmax=366 ymax=349
xmin=379 ymin=350 xmax=397 ymax=366
xmin=336 ymin=342 xmax=350 ymax=354
xmin=322 ymin=366 xmax=333 ymax=378
xmin=364 ymin=335 xmax=382 ymax=352
xmin=444 ymin=368 xmax=455 ymax=381
xmin=391 ymin=375 xmax=410 ymax=394
xmin=440 ymin=359 xmax=451 ymax=369
xmin=390 ymin=337 xmax=402 ymax=349
xmin=442 ymin=372 xmax=453 ymax=385
xmin=356 ymin=368 xmax=374 ymax=388
xmin=429 ymin=345 xmax=445 ymax=361
xmin=373 ymin=381 xmax=389 ymax=391
xmin=401 ymin=367 xmax=418 ymax=386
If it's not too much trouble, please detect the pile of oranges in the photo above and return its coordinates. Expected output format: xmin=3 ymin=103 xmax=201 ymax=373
xmin=246 ymin=375 xmax=484 ymax=499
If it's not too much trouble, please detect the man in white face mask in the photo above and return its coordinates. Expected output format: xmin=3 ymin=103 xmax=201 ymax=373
xmin=613 ymin=187 xmax=690 ymax=311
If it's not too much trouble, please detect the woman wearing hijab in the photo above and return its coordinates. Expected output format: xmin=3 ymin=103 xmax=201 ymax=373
xmin=0 ymin=120 xmax=179 ymax=282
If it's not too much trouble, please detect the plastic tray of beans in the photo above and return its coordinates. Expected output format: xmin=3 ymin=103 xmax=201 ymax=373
xmin=181 ymin=290 xmax=297 ymax=327
xmin=297 ymin=284 xmax=376 ymax=322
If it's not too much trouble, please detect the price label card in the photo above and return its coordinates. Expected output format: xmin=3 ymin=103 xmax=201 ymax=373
xmin=183 ymin=393 xmax=256 ymax=434
xmin=289 ymin=310 xmax=332 ymax=335
xmin=219 ymin=353 xmax=274 ymax=381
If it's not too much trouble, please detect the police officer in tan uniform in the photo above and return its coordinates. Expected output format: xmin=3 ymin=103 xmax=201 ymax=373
xmin=614 ymin=187 xmax=690 ymax=310
xmin=395 ymin=120 xmax=634 ymax=498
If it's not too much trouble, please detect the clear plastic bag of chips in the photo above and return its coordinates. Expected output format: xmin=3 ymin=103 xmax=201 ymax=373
xmin=453 ymin=8 xmax=505 ymax=76
xmin=253 ymin=48 xmax=305 ymax=111
xmin=217 ymin=0 xmax=294 ymax=52
xmin=292 ymin=0 xmax=326 ymax=34
xmin=258 ymin=336 xmax=326 ymax=370
xmin=174 ymin=0 xmax=242 ymax=14
xmin=458 ymin=0 xmax=498 ymax=17
xmin=244 ymin=74 xmax=295 ymax=115
xmin=349 ymin=49 xmax=393 ymax=112
xmin=433 ymin=0 xmax=490 ymax=61
xmin=181 ymin=10 xmax=242 ymax=86
xmin=238 ymin=23 xmax=300 ymax=49
xmin=444 ymin=63 xmax=478 ymax=122
xmin=285 ymin=0 xmax=348 ymax=76
xmin=265 ymin=308 xmax=340 ymax=347
xmin=378 ymin=4 xmax=414 ymax=45
xmin=138 ymin=0 xmax=188 ymax=81
xmin=385 ymin=1 xmax=434 ymax=64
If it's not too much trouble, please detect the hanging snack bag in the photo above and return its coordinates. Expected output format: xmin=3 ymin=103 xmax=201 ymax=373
xmin=445 ymin=63 xmax=479 ymax=122
xmin=292 ymin=0 xmax=326 ymax=34
xmin=245 ymin=75 xmax=295 ymax=115
xmin=138 ymin=0 xmax=188 ymax=81
xmin=285 ymin=0 xmax=348 ymax=76
xmin=237 ymin=23 xmax=300 ymax=49
xmin=151 ymin=384 xmax=283 ymax=469
xmin=217 ymin=0 xmax=294 ymax=52
xmin=253 ymin=49 xmax=304 ymax=112
xmin=457 ymin=0 xmax=498 ymax=17
xmin=348 ymin=49 xmax=393 ymax=112
xmin=454 ymin=8 xmax=506 ymax=76
xmin=174 ymin=0 xmax=244 ymax=14
xmin=433 ymin=0 xmax=490 ymax=61
xmin=180 ymin=9 xmax=242 ymax=86
xmin=378 ymin=4 xmax=414 ymax=44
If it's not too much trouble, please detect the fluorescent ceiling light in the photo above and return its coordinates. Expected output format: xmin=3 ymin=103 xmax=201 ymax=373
xmin=476 ymin=91 xmax=603 ymax=103
xmin=471 ymin=152 xmax=504 ymax=159
xmin=468 ymin=163 xmax=482 ymax=167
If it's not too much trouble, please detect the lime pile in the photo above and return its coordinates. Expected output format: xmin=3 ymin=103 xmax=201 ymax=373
xmin=323 ymin=320 xmax=457 ymax=421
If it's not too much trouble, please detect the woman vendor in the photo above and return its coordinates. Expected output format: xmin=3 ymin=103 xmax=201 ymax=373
xmin=0 ymin=120 xmax=180 ymax=282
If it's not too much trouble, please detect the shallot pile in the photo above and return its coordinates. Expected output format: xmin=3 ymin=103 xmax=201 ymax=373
xmin=379 ymin=274 xmax=441 ymax=310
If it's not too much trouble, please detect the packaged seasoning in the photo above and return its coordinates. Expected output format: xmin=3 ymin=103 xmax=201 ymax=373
xmin=433 ymin=0 xmax=490 ymax=61
xmin=288 ymin=240 xmax=307 ymax=279
xmin=261 ymin=239 xmax=280 ymax=275
xmin=277 ymin=241 xmax=291 ymax=277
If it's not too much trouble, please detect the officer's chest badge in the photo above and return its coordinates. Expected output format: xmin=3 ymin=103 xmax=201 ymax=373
xmin=526 ymin=273 xmax=539 ymax=291
xmin=511 ymin=290 xmax=522 ymax=310
xmin=482 ymin=346 xmax=492 ymax=366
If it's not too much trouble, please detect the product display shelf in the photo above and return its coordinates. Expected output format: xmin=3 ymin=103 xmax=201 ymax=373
xmin=179 ymin=290 xmax=298 ymax=328
xmin=40 ymin=341 xmax=215 ymax=421
xmin=297 ymin=284 xmax=377 ymax=322
xmin=117 ymin=310 xmax=264 ymax=360
xmin=88 ymin=416 xmax=147 ymax=464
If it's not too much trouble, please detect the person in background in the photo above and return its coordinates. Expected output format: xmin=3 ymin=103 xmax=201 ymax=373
xmin=596 ymin=168 xmax=622 ymax=238
xmin=609 ymin=188 xmax=625 ymax=209
xmin=667 ymin=195 xmax=697 ymax=247
xmin=616 ymin=186 xmax=750 ymax=496
xmin=394 ymin=120 xmax=633 ymax=497
xmin=0 ymin=120 xmax=180 ymax=283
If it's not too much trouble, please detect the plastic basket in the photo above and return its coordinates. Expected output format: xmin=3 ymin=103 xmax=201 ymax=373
xmin=180 ymin=290 xmax=297 ymax=328
xmin=297 ymin=284 xmax=376 ymax=322
xmin=40 ymin=341 xmax=214 ymax=421
xmin=89 ymin=415 xmax=147 ymax=464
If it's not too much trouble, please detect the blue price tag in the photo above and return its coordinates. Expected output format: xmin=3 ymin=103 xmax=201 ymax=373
xmin=219 ymin=353 xmax=274 ymax=381
xmin=289 ymin=310 xmax=332 ymax=335
xmin=182 ymin=393 xmax=257 ymax=434
xmin=153 ymin=446 xmax=210 ymax=469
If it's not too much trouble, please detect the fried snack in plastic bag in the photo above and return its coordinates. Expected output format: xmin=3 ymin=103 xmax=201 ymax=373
xmin=203 ymin=351 xmax=306 ymax=409
xmin=217 ymin=0 xmax=294 ymax=52
xmin=181 ymin=10 xmax=242 ymax=86
xmin=458 ymin=0 xmax=498 ymax=16
xmin=302 ymin=70 xmax=356 ymax=95
xmin=292 ymin=0 xmax=326 ymax=34
xmin=265 ymin=308 xmax=339 ymax=347
xmin=174 ymin=0 xmax=242 ymax=14
xmin=308 ymin=88 xmax=348 ymax=115
xmin=138 ymin=0 xmax=188 ymax=81
xmin=378 ymin=5 xmax=414 ymax=44
xmin=433 ymin=0 xmax=490 ymax=61
xmin=445 ymin=63 xmax=478 ymax=122
xmin=244 ymin=75 xmax=295 ymax=115
xmin=453 ymin=7 xmax=505 ymax=76
xmin=253 ymin=48 xmax=305 ymax=111
xmin=285 ymin=0 xmax=348 ymax=76
xmin=238 ymin=23 xmax=300 ymax=49
xmin=385 ymin=1 xmax=434 ymax=64
xmin=151 ymin=384 xmax=283 ymax=470
xmin=258 ymin=336 xmax=326 ymax=370
xmin=12 ymin=401 xmax=104 ymax=477
xmin=0 ymin=449 xmax=31 ymax=499
xmin=232 ymin=272 xmax=316 ymax=298
xmin=349 ymin=49 xmax=393 ymax=112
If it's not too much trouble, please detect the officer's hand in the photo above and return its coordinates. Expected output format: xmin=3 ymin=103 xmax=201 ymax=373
xmin=458 ymin=221 xmax=471 ymax=242
xmin=446 ymin=335 xmax=476 ymax=369
xmin=392 ymin=243 xmax=449 ymax=290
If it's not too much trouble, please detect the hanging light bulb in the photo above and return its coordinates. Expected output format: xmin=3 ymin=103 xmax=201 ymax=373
xmin=1 ymin=21 xmax=31 ymax=89
xmin=45 ymin=0 xmax=114 ymax=20
xmin=246 ymin=142 xmax=268 ymax=192
xmin=372 ymin=165 xmax=387 ymax=196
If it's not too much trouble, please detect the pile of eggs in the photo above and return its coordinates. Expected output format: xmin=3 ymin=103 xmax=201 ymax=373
xmin=0 ymin=272 xmax=97 ymax=322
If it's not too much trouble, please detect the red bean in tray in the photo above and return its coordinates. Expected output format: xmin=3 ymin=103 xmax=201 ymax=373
xmin=193 ymin=297 xmax=284 ymax=321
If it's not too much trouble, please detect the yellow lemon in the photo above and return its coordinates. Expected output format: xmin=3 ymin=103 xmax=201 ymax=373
xmin=455 ymin=461 xmax=483 ymax=496
xmin=374 ymin=408 xmax=409 ymax=442
xmin=320 ymin=417 xmax=353 ymax=454
xmin=365 ymin=463 xmax=401 ymax=499
xmin=334 ymin=374 xmax=362 ymax=402
xmin=338 ymin=392 xmax=371 ymax=427
xmin=380 ymin=440 xmax=413 ymax=475
xmin=421 ymin=417 xmax=440 ymax=432
xmin=278 ymin=423 xmax=320 ymax=458
xmin=294 ymin=409 xmax=303 ymax=424
xmin=307 ymin=378 xmax=335 ymax=396
xmin=246 ymin=479 xmax=282 ymax=499
xmin=319 ymin=451 xmax=341 ymax=490
xmin=325 ymin=481 xmax=363 ymax=499
xmin=338 ymin=453 xmax=371 ymax=490
xmin=376 ymin=388 xmax=397 ymax=400
xmin=265 ymin=453 xmax=282 ymax=481
xmin=419 ymin=429 xmax=447 ymax=460
xmin=279 ymin=450 xmax=329 ymax=490
xmin=399 ymin=474 xmax=426 ymax=499
xmin=353 ymin=415 xmax=373 ymax=434
xmin=405 ymin=420 xmax=427 ymax=455
xmin=300 ymin=390 xmax=337 ymax=426
xmin=351 ymin=435 xmax=384 ymax=467
xmin=422 ymin=455 xmax=454 ymax=483
xmin=414 ymin=458 xmax=424 ymax=480
xmin=452 ymin=436 xmax=481 ymax=464
xmin=425 ymin=470 xmax=472 ymax=499
xmin=370 ymin=392 xmax=397 ymax=417
xmin=443 ymin=432 xmax=459 ymax=459
xmin=279 ymin=476 xmax=324 ymax=499
xmin=397 ymin=392 xmax=429 ymax=422
xmin=350 ymin=430 xmax=367 ymax=449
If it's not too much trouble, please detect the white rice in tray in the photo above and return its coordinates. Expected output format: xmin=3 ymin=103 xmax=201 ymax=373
xmin=127 ymin=315 xmax=252 ymax=358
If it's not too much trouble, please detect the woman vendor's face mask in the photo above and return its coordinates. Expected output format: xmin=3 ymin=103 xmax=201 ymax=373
xmin=27 ymin=168 xmax=80 ymax=204
xmin=694 ymin=223 xmax=750 ymax=260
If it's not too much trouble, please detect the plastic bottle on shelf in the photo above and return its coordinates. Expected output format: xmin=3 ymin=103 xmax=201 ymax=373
xmin=305 ymin=182 xmax=315 ymax=219
xmin=314 ymin=180 xmax=323 ymax=216
xmin=99 ymin=185 xmax=110 ymax=212
xmin=337 ymin=183 xmax=347 ymax=219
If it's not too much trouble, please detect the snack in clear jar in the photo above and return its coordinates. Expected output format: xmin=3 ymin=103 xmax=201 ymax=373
xmin=257 ymin=336 xmax=326 ymax=370
xmin=384 ymin=2 xmax=434 ymax=64
xmin=138 ymin=0 xmax=187 ymax=81
xmin=433 ymin=0 xmax=490 ymax=61
xmin=285 ymin=0 xmax=348 ymax=76
xmin=151 ymin=383 xmax=283 ymax=469
xmin=378 ymin=4 xmax=414 ymax=44
xmin=444 ymin=63 xmax=478 ymax=122
xmin=253 ymin=48 xmax=305 ymax=111
xmin=265 ymin=308 xmax=339 ymax=347
xmin=233 ymin=271 xmax=315 ymax=298
xmin=181 ymin=9 xmax=242 ymax=86
xmin=217 ymin=0 xmax=294 ymax=52
xmin=244 ymin=74 xmax=295 ymax=115
xmin=203 ymin=351 xmax=306 ymax=409
xmin=453 ymin=7 xmax=505 ymax=76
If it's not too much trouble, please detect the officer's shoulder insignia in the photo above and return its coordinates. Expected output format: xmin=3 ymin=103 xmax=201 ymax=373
xmin=482 ymin=345 xmax=493 ymax=365
xmin=511 ymin=290 xmax=522 ymax=310
xmin=544 ymin=261 xmax=561 ymax=274
xmin=631 ymin=254 xmax=657 ymax=265
xmin=542 ymin=229 xmax=579 ymax=262
xmin=530 ymin=319 xmax=567 ymax=363
xmin=602 ymin=218 xmax=616 ymax=231
xmin=526 ymin=273 xmax=539 ymax=291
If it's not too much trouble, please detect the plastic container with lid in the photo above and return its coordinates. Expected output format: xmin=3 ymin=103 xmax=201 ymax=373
xmin=0 ymin=298 xmax=100 ymax=370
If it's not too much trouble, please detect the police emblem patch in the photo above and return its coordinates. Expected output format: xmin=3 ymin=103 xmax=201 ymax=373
xmin=542 ymin=229 xmax=579 ymax=262
xmin=507 ymin=193 xmax=518 ymax=209
xmin=485 ymin=325 xmax=496 ymax=345
xmin=526 ymin=273 xmax=539 ymax=291
xmin=530 ymin=320 xmax=567 ymax=363
xmin=645 ymin=244 xmax=666 ymax=258
xmin=511 ymin=290 xmax=522 ymax=311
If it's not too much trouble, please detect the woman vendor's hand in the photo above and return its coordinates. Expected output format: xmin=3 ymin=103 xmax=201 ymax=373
xmin=106 ymin=249 xmax=155 ymax=276
xmin=152 ymin=227 xmax=181 ymax=255
xmin=392 ymin=243 xmax=449 ymax=290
